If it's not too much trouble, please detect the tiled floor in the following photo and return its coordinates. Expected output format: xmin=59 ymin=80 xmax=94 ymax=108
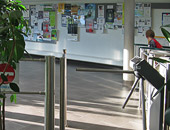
xmin=5 ymin=61 xmax=142 ymax=130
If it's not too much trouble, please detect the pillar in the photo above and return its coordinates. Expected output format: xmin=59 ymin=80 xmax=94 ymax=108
xmin=123 ymin=0 xmax=135 ymax=81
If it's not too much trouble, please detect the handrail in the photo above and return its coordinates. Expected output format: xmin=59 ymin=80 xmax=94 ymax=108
xmin=1 ymin=91 xmax=45 ymax=95
xmin=134 ymin=43 xmax=170 ymax=49
xmin=20 ymin=58 xmax=45 ymax=62
xmin=76 ymin=68 xmax=134 ymax=74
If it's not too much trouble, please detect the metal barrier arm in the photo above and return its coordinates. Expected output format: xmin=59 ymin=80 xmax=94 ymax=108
xmin=1 ymin=91 xmax=45 ymax=95
xmin=20 ymin=58 xmax=45 ymax=62
xmin=76 ymin=68 xmax=134 ymax=74
xmin=135 ymin=43 xmax=170 ymax=49
xmin=139 ymin=46 xmax=170 ymax=51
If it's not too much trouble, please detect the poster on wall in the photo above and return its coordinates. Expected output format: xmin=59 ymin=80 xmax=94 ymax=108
xmin=144 ymin=3 xmax=151 ymax=17
xmin=24 ymin=4 xmax=57 ymax=43
xmin=43 ymin=11 xmax=49 ymax=18
xmin=135 ymin=17 xmax=151 ymax=27
xmin=36 ymin=5 xmax=44 ymax=11
xmin=43 ymin=22 xmax=51 ymax=40
xmin=72 ymin=15 xmax=79 ymax=24
xmin=44 ymin=5 xmax=54 ymax=11
xmin=114 ymin=12 xmax=122 ymax=26
xmin=97 ymin=17 xmax=105 ymax=32
xmin=114 ymin=3 xmax=123 ymax=26
xmin=51 ymin=29 xmax=57 ymax=40
xmin=78 ymin=15 xmax=85 ymax=27
xmin=38 ymin=19 xmax=43 ymax=31
xmin=107 ymin=5 xmax=114 ymax=9
xmin=58 ymin=3 xmax=65 ymax=14
xmin=98 ymin=5 xmax=104 ymax=17
xmin=49 ymin=11 xmax=56 ymax=27
xmin=43 ymin=11 xmax=49 ymax=22
xmin=135 ymin=3 xmax=144 ymax=17
xmin=71 ymin=5 xmax=79 ymax=15
xmin=43 ymin=32 xmax=51 ymax=40
xmin=116 ymin=3 xmax=122 ymax=12
xmin=78 ymin=4 xmax=85 ymax=15
xmin=61 ymin=14 xmax=67 ymax=27
xmin=31 ymin=16 xmax=36 ymax=26
xmin=44 ymin=6 xmax=51 ymax=11
xmin=23 ymin=5 xmax=30 ymax=18
xmin=67 ymin=24 xmax=78 ymax=41
xmin=85 ymin=3 xmax=96 ymax=19
xmin=106 ymin=9 xmax=114 ymax=23
xmin=162 ymin=13 xmax=170 ymax=26
xmin=94 ymin=21 xmax=98 ymax=30
xmin=30 ymin=5 xmax=36 ymax=16
xmin=38 ymin=11 xmax=43 ymax=19
xmin=68 ymin=24 xmax=78 ymax=34
xmin=86 ymin=19 xmax=94 ymax=33
xmin=65 ymin=4 xmax=71 ymax=15
xmin=134 ymin=3 xmax=151 ymax=29
xmin=105 ymin=22 xmax=114 ymax=29
xmin=43 ymin=22 xmax=50 ymax=32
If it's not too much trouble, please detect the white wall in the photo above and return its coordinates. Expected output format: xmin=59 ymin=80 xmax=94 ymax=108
xmin=26 ymin=16 xmax=124 ymax=66
xmin=25 ymin=2 xmax=124 ymax=66
xmin=24 ymin=0 xmax=170 ymax=66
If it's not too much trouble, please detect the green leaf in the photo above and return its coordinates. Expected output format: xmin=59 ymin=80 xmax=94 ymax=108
xmin=2 ymin=13 xmax=8 ymax=19
xmin=1 ymin=74 xmax=8 ymax=82
xmin=0 ymin=26 xmax=9 ymax=34
xmin=10 ymin=94 xmax=14 ymax=103
xmin=165 ymin=108 xmax=170 ymax=126
xmin=10 ymin=83 xmax=20 ymax=92
xmin=13 ymin=94 xmax=17 ymax=103
xmin=15 ymin=0 xmax=22 ymax=3
xmin=10 ymin=10 xmax=23 ymax=19
xmin=6 ymin=34 xmax=25 ymax=62
xmin=16 ymin=29 xmax=28 ymax=37
xmin=10 ymin=61 xmax=16 ymax=70
xmin=0 ymin=94 xmax=6 ymax=99
xmin=9 ymin=10 xmax=23 ymax=26
xmin=161 ymin=27 xmax=170 ymax=43
xmin=149 ymin=57 xmax=170 ymax=63
xmin=15 ymin=37 xmax=25 ymax=61
xmin=0 ymin=102 xmax=3 ymax=106
xmin=18 ymin=4 xmax=26 ymax=10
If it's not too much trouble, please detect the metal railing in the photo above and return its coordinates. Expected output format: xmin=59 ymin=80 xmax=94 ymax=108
xmin=1 ymin=56 xmax=56 ymax=130
xmin=60 ymin=49 xmax=67 ymax=130
xmin=45 ymin=56 xmax=55 ymax=130
xmin=1 ymin=91 xmax=45 ymax=95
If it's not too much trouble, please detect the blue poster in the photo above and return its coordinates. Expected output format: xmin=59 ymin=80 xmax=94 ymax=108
xmin=85 ymin=4 xmax=96 ymax=19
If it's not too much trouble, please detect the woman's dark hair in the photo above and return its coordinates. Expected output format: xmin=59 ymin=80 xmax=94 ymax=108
xmin=146 ymin=29 xmax=155 ymax=38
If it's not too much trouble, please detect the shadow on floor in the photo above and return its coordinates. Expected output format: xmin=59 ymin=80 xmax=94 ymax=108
xmin=6 ymin=111 xmax=133 ymax=130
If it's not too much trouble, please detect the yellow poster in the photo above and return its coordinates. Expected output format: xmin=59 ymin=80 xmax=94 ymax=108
xmin=71 ymin=5 xmax=79 ymax=15
xmin=58 ymin=3 xmax=65 ymax=14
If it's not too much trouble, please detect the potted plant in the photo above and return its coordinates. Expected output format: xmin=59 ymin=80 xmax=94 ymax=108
xmin=0 ymin=0 xmax=29 ymax=129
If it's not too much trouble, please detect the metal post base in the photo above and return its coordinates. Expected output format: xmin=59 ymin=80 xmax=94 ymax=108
xmin=122 ymin=77 xmax=140 ymax=109
xmin=122 ymin=74 xmax=146 ymax=130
